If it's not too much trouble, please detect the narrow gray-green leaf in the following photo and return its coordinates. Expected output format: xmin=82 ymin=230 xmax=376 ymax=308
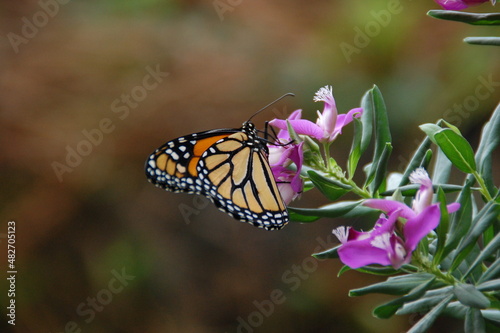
xmin=349 ymin=273 xmax=437 ymax=296
xmin=465 ymin=308 xmax=485 ymax=333
xmin=481 ymin=309 xmax=500 ymax=323
xmin=464 ymin=232 xmax=500 ymax=279
xmin=477 ymin=278 xmax=500 ymax=292
xmin=478 ymin=259 xmax=500 ymax=284
xmin=365 ymin=86 xmax=392 ymax=189
xmin=475 ymin=103 xmax=500 ymax=196
xmin=381 ymin=184 xmax=464 ymax=196
xmin=427 ymin=10 xmax=500 ymax=25
xmin=359 ymin=89 xmax=374 ymax=157
xmin=407 ymin=295 xmax=454 ymax=333
xmin=373 ymin=278 xmax=436 ymax=319
xmin=354 ymin=266 xmax=401 ymax=276
xmin=288 ymin=200 xmax=362 ymax=222
xmin=312 ymin=245 xmax=339 ymax=260
xmin=369 ymin=143 xmax=392 ymax=195
xmin=432 ymin=147 xmax=452 ymax=185
xmin=454 ymin=284 xmax=490 ymax=309
xmin=307 ymin=170 xmax=351 ymax=201
xmin=433 ymin=187 xmax=450 ymax=265
xmin=348 ymin=117 xmax=363 ymax=179
xmin=464 ymin=37 xmax=500 ymax=46
xmin=451 ymin=202 xmax=500 ymax=271
xmin=444 ymin=181 xmax=473 ymax=259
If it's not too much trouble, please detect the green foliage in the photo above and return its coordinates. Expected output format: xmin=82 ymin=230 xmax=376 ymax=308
xmin=289 ymin=86 xmax=500 ymax=332
xmin=427 ymin=10 xmax=500 ymax=25
xmin=427 ymin=10 xmax=500 ymax=49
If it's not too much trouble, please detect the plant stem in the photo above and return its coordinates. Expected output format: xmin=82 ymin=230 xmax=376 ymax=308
xmin=472 ymin=171 xmax=493 ymax=201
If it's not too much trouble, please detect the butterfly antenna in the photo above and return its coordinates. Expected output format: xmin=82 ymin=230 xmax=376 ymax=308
xmin=247 ymin=93 xmax=295 ymax=122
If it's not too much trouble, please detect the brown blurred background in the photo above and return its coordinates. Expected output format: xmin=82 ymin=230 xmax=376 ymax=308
xmin=0 ymin=1 xmax=499 ymax=332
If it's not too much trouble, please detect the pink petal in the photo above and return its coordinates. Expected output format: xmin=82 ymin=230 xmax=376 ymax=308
xmin=331 ymin=107 xmax=363 ymax=139
xmin=434 ymin=0 xmax=488 ymax=10
xmin=403 ymin=204 xmax=441 ymax=252
xmin=447 ymin=202 xmax=461 ymax=214
xmin=338 ymin=240 xmax=393 ymax=268
xmin=270 ymin=119 xmax=325 ymax=141
xmin=364 ymin=199 xmax=416 ymax=220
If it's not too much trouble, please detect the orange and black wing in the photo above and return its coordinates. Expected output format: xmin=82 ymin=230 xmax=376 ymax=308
xmin=145 ymin=129 xmax=237 ymax=194
xmin=145 ymin=128 xmax=288 ymax=230
xmin=196 ymin=131 xmax=288 ymax=230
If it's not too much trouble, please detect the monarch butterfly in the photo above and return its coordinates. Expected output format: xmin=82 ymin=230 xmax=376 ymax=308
xmin=145 ymin=94 xmax=294 ymax=230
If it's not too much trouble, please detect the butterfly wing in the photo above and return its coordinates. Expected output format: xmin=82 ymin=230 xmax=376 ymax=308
xmin=146 ymin=127 xmax=289 ymax=230
xmin=145 ymin=129 xmax=237 ymax=193
xmin=197 ymin=131 xmax=288 ymax=230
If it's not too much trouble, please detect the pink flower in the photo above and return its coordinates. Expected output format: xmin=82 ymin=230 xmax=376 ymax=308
xmin=434 ymin=0 xmax=490 ymax=10
xmin=268 ymin=136 xmax=304 ymax=205
xmin=364 ymin=168 xmax=460 ymax=220
xmin=269 ymin=86 xmax=363 ymax=143
xmin=333 ymin=211 xmax=410 ymax=269
xmin=333 ymin=168 xmax=460 ymax=269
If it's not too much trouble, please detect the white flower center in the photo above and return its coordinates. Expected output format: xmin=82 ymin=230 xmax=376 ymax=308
xmin=332 ymin=226 xmax=350 ymax=244
xmin=313 ymin=85 xmax=333 ymax=103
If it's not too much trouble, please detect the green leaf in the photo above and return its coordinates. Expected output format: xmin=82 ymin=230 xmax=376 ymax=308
xmin=369 ymin=143 xmax=392 ymax=195
xmin=464 ymin=232 xmax=500 ymax=279
xmin=312 ymin=245 xmax=339 ymax=260
xmin=288 ymin=200 xmax=363 ymax=222
xmin=477 ymin=278 xmax=500 ymax=292
xmin=433 ymin=187 xmax=450 ymax=265
xmin=443 ymin=181 xmax=473 ymax=259
xmin=398 ymin=136 xmax=432 ymax=186
xmin=464 ymin=37 xmax=500 ymax=47
xmin=442 ymin=301 xmax=468 ymax=319
xmin=427 ymin=10 xmax=500 ymax=25
xmin=465 ymin=308 xmax=486 ymax=333
xmin=354 ymin=265 xmax=402 ymax=276
xmin=364 ymin=86 xmax=392 ymax=190
xmin=442 ymin=120 xmax=462 ymax=135
xmin=373 ymin=278 xmax=436 ymax=319
xmin=396 ymin=287 xmax=453 ymax=315
xmin=479 ymin=259 xmax=500 ymax=284
xmin=419 ymin=123 xmax=442 ymax=144
xmin=454 ymin=284 xmax=490 ymax=309
xmin=381 ymin=184 xmax=464 ymax=197
xmin=407 ymin=295 xmax=454 ymax=333
xmin=421 ymin=149 xmax=433 ymax=170
xmin=450 ymin=202 xmax=500 ymax=271
xmin=337 ymin=265 xmax=351 ymax=276
xmin=434 ymin=129 xmax=476 ymax=174
xmin=285 ymin=119 xmax=302 ymax=144
xmin=481 ymin=309 xmax=500 ymax=324
xmin=307 ymin=170 xmax=351 ymax=201
xmin=347 ymin=117 xmax=363 ymax=179
xmin=475 ymin=103 xmax=500 ymax=197
xmin=288 ymin=210 xmax=320 ymax=223
xmin=359 ymin=89 xmax=374 ymax=158
xmin=432 ymin=147 xmax=453 ymax=185
xmin=349 ymin=273 xmax=438 ymax=296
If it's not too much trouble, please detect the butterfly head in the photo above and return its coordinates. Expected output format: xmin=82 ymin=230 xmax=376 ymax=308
xmin=241 ymin=121 xmax=257 ymax=136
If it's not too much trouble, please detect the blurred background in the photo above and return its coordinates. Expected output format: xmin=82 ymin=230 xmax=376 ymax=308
xmin=0 ymin=0 xmax=499 ymax=332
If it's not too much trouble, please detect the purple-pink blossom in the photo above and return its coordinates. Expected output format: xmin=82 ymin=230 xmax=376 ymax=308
xmin=269 ymin=86 xmax=363 ymax=143
xmin=268 ymin=135 xmax=304 ymax=205
xmin=434 ymin=0 xmax=490 ymax=10
xmin=333 ymin=168 xmax=460 ymax=269
xmin=333 ymin=211 xmax=410 ymax=269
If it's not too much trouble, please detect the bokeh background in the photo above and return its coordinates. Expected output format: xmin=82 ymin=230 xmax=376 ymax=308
xmin=1 ymin=1 xmax=499 ymax=332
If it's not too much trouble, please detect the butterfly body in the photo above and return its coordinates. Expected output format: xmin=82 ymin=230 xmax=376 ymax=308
xmin=146 ymin=121 xmax=289 ymax=230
